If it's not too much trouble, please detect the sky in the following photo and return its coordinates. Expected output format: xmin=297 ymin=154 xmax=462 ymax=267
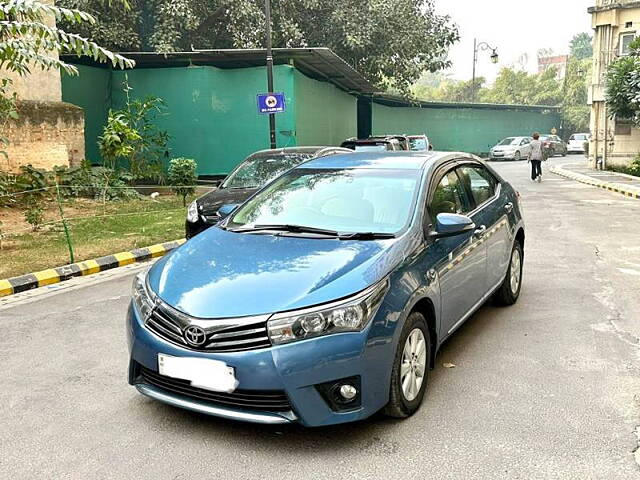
xmin=436 ymin=0 xmax=594 ymax=82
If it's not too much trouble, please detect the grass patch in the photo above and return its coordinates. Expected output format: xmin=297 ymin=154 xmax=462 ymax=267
xmin=0 ymin=195 xmax=192 ymax=278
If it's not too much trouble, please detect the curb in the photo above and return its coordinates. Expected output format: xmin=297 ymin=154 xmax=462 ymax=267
xmin=550 ymin=164 xmax=640 ymax=200
xmin=0 ymin=239 xmax=186 ymax=298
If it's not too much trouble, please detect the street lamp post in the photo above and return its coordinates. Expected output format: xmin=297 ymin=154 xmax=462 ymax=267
xmin=264 ymin=0 xmax=277 ymax=149
xmin=471 ymin=38 xmax=499 ymax=102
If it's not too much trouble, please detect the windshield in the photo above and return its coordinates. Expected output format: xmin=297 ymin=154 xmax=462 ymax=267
xmin=498 ymin=138 xmax=517 ymax=146
xmin=222 ymin=153 xmax=313 ymax=189
xmin=409 ymin=138 xmax=428 ymax=151
xmin=227 ymin=168 xmax=421 ymax=235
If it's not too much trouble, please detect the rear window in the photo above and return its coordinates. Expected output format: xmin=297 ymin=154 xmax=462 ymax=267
xmin=354 ymin=144 xmax=388 ymax=152
xmin=570 ymin=134 xmax=588 ymax=141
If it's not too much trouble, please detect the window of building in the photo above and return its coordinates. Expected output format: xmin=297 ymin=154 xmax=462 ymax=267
xmin=620 ymin=33 xmax=636 ymax=56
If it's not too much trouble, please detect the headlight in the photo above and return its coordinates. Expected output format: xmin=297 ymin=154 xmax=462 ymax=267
xmin=132 ymin=271 xmax=156 ymax=319
xmin=267 ymin=279 xmax=389 ymax=345
xmin=187 ymin=200 xmax=199 ymax=223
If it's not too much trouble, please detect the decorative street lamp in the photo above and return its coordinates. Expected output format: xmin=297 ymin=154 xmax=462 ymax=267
xmin=471 ymin=38 xmax=499 ymax=102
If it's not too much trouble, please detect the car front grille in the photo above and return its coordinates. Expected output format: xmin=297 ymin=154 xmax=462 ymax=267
xmin=144 ymin=302 xmax=272 ymax=353
xmin=139 ymin=366 xmax=291 ymax=412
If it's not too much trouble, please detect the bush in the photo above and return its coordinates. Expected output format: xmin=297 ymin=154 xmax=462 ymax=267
xmin=167 ymin=158 xmax=197 ymax=206
xmin=0 ymin=171 xmax=15 ymax=207
xmin=14 ymin=165 xmax=52 ymax=206
xmin=24 ymin=204 xmax=44 ymax=231
xmin=607 ymin=155 xmax=640 ymax=177
xmin=55 ymin=163 xmax=138 ymax=202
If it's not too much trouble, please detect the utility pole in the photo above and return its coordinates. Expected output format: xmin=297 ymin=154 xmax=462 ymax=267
xmin=265 ymin=0 xmax=277 ymax=149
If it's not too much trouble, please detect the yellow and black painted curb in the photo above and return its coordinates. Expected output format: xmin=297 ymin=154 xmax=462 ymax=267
xmin=550 ymin=165 xmax=640 ymax=200
xmin=0 ymin=239 xmax=186 ymax=298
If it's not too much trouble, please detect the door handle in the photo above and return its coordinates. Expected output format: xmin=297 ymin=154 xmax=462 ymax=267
xmin=474 ymin=225 xmax=487 ymax=238
xmin=505 ymin=202 xmax=514 ymax=213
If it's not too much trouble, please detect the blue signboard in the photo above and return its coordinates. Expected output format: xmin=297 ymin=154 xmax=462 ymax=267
xmin=257 ymin=93 xmax=286 ymax=114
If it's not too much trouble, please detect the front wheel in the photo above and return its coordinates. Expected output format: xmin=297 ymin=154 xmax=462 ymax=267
xmin=514 ymin=151 xmax=521 ymax=161
xmin=494 ymin=241 xmax=523 ymax=306
xmin=384 ymin=312 xmax=430 ymax=418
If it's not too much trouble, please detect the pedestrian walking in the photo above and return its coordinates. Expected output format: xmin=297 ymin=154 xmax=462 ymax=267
xmin=528 ymin=132 xmax=544 ymax=182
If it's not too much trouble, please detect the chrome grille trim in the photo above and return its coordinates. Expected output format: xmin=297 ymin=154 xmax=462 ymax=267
xmin=143 ymin=300 xmax=272 ymax=352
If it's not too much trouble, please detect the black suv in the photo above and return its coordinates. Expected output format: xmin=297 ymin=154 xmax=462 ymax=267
xmin=185 ymin=146 xmax=351 ymax=238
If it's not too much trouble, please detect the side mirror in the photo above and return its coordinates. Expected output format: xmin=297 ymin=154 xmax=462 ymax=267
xmin=217 ymin=203 xmax=240 ymax=218
xmin=429 ymin=213 xmax=476 ymax=239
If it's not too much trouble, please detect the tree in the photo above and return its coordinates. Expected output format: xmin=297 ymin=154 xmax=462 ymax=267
xmin=605 ymin=39 xmax=640 ymax=124
xmin=168 ymin=157 xmax=197 ymax=206
xmin=58 ymin=0 xmax=459 ymax=92
xmin=570 ymin=33 xmax=593 ymax=61
xmin=562 ymin=57 xmax=591 ymax=134
xmin=481 ymin=67 xmax=562 ymax=106
xmin=98 ymin=76 xmax=170 ymax=181
xmin=0 ymin=0 xmax=134 ymax=76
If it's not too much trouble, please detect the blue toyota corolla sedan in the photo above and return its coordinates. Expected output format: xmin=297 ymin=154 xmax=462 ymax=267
xmin=127 ymin=152 xmax=525 ymax=427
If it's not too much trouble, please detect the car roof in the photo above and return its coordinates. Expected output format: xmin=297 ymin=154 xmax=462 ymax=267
xmin=344 ymin=138 xmax=395 ymax=144
xmin=296 ymin=151 xmax=474 ymax=171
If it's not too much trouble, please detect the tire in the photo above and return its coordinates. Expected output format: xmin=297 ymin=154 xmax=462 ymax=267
xmin=494 ymin=240 xmax=523 ymax=306
xmin=384 ymin=312 xmax=431 ymax=418
xmin=514 ymin=151 xmax=521 ymax=161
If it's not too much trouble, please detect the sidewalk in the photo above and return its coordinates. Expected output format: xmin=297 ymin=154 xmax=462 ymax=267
xmin=550 ymin=161 xmax=640 ymax=199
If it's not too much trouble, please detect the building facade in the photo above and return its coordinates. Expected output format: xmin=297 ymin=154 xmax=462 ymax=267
xmin=538 ymin=55 xmax=568 ymax=80
xmin=589 ymin=0 xmax=640 ymax=168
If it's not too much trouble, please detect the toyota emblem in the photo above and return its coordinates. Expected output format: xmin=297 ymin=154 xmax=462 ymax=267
xmin=183 ymin=325 xmax=207 ymax=347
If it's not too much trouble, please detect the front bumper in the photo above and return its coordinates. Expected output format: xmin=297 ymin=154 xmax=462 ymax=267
xmin=126 ymin=304 xmax=394 ymax=427
xmin=490 ymin=152 xmax=516 ymax=160
xmin=185 ymin=218 xmax=214 ymax=239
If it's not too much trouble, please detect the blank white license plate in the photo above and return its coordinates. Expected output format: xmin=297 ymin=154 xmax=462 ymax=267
xmin=158 ymin=354 xmax=238 ymax=393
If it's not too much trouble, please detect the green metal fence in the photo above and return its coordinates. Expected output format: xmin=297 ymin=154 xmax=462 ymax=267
xmin=371 ymin=101 xmax=562 ymax=156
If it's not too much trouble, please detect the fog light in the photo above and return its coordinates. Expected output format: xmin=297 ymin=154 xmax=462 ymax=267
xmin=339 ymin=384 xmax=357 ymax=401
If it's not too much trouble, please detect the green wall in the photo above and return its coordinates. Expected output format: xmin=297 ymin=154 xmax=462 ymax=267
xmin=293 ymin=70 xmax=357 ymax=146
xmin=63 ymin=64 xmax=298 ymax=176
xmin=110 ymin=65 xmax=296 ymax=176
xmin=62 ymin=64 xmax=358 ymax=176
xmin=372 ymin=103 xmax=562 ymax=155
xmin=62 ymin=65 xmax=111 ymax=163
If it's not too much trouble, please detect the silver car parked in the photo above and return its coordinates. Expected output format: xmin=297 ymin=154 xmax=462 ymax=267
xmin=490 ymin=136 xmax=532 ymax=161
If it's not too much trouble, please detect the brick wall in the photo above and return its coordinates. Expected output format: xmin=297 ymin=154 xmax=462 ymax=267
xmin=2 ymin=100 xmax=85 ymax=172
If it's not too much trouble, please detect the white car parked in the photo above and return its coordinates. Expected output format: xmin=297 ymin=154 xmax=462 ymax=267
xmin=567 ymin=133 xmax=590 ymax=153
xmin=490 ymin=137 xmax=532 ymax=161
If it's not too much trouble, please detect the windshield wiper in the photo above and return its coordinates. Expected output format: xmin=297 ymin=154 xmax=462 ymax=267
xmin=231 ymin=224 xmax=341 ymax=237
xmin=338 ymin=232 xmax=396 ymax=240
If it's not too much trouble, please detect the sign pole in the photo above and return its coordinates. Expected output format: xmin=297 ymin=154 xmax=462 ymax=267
xmin=265 ymin=0 xmax=277 ymax=149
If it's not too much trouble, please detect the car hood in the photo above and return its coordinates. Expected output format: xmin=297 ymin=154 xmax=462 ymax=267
xmin=147 ymin=227 xmax=414 ymax=318
xmin=492 ymin=145 xmax=516 ymax=151
xmin=198 ymin=187 xmax=257 ymax=215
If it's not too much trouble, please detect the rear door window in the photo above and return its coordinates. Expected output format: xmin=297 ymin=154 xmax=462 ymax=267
xmin=456 ymin=164 xmax=498 ymax=209
xmin=429 ymin=170 xmax=470 ymax=220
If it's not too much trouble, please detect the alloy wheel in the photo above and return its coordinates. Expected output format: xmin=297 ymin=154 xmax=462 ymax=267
xmin=510 ymin=247 xmax=522 ymax=295
xmin=400 ymin=328 xmax=427 ymax=402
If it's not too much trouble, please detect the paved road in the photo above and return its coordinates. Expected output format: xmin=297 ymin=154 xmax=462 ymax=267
xmin=1 ymin=155 xmax=639 ymax=480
